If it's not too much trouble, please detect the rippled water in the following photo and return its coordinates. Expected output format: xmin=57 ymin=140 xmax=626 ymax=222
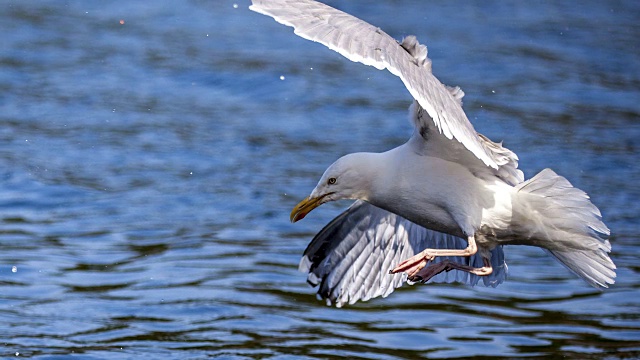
xmin=1 ymin=1 xmax=639 ymax=358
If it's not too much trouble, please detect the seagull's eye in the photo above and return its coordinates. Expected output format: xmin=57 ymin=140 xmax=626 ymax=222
xmin=328 ymin=177 xmax=337 ymax=185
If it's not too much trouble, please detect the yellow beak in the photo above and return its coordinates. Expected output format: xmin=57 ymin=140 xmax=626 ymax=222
xmin=290 ymin=194 xmax=330 ymax=222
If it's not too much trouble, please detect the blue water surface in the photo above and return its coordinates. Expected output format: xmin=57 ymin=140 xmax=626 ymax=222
xmin=1 ymin=1 xmax=639 ymax=359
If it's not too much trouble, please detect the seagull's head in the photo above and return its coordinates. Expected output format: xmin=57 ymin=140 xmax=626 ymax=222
xmin=290 ymin=153 xmax=376 ymax=222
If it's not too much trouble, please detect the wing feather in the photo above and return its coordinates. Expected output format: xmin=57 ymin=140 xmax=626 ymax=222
xmin=299 ymin=201 xmax=507 ymax=307
xmin=408 ymin=101 xmax=524 ymax=185
xmin=250 ymin=0 xmax=509 ymax=169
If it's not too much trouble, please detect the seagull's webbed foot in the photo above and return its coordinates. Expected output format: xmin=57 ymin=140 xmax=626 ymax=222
xmin=407 ymin=260 xmax=452 ymax=283
xmin=389 ymin=250 xmax=435 ymax=277
xmin=408 ymin=257 xmax=494 ymax=283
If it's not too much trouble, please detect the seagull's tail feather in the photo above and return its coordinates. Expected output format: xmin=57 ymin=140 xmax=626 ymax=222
xmin=514 ymin=169 xmax=615 ymax=288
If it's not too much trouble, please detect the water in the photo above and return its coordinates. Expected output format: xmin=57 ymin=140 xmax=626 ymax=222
xmin=1 ymin=1 xmax=639 ymax=358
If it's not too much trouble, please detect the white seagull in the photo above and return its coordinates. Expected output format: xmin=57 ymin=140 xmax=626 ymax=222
xmin=250 ymin=0 xmax=615 ymax=307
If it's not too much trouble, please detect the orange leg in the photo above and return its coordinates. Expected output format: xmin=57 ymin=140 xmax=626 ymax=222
xmin=390 ymin=235 xmax=479 ymax=278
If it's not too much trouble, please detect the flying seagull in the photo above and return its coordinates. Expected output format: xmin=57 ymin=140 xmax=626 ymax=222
xmin=250 ymin=0 xmax=615 ymax=307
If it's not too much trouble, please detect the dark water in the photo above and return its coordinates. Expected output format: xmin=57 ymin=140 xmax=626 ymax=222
xmin=1 ymin=1 xmax=639 ymax=358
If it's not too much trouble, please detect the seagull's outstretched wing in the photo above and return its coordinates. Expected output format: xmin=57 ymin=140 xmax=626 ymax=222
xmin=300 ymin=201 xmax=507 ymax=307
xmin=250 ymin=0 xmax=510 ymax=169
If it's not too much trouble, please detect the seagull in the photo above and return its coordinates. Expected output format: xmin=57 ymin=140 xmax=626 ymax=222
xmin=250 ymin=0 xmax=615 ymax=307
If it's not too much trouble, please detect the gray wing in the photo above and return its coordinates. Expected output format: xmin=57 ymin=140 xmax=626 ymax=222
xmin=250 ymin=0 xmax=509 ymax=169
xmin=408 ymin=101 xmax=524 ymax=185
xmin=300 ymin=201 xmax=508 ymax=307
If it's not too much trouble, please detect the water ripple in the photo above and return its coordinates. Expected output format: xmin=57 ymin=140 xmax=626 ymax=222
xmin=0 ymin=1 xmax=638 ymax=359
